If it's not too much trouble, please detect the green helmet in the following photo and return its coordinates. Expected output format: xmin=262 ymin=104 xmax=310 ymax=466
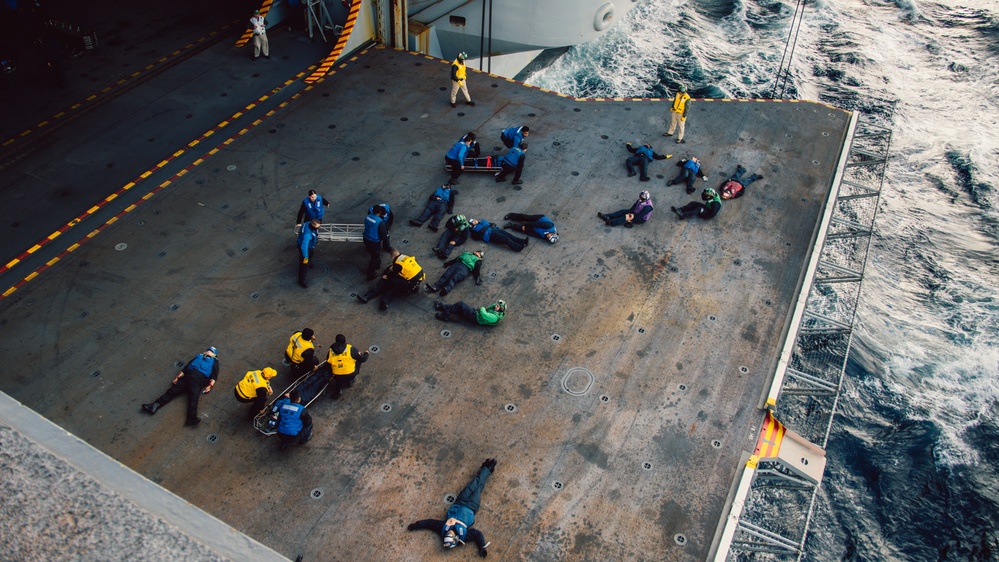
xmin=454 ymin=214 xmax=469 ymax=230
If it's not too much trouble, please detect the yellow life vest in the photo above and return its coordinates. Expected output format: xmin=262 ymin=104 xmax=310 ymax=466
xmin=328 ymin=344 xmax=357 ymax=375
xmin=452 ymin=59 xmax=466 ymax=81
xmin=396 ymin=254 xmax=423 ymax=281
xmin=286 ymin=332 xmax=314 ymax=365
xmin=236 ymin=370 xmax=270 ymax=399
xmin=671 ymin=92 xmax=690 ymax=115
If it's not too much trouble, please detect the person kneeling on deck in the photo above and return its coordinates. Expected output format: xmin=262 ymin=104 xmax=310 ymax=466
xmin=503 ymin=213 xmax=558 ymax=244
xmin=323 ymin=334 xmax=370 ymax=400
xmin=495 ymin=141 xmax=527 ymax=185
xmin=410 ymin=184 xmax=457 ymax=233
xmin=445 ymin=133 xmax=476 ymax=185
xmin=598 ymin=190 xmax=653 ymax=228
xmin=426 ymin=250 xmax=483 ymax=297
xmin=357 ymin=249 xmax=425 ymax=310
xmin=432 ymin=213 xmax=470 ymax=259
xmin=500 ymin=125 xmax=529 ymax=148
xmin=433 ymin=299 xmax=505 ymax=326
xmin=672 ymin=187 xmax=722 ymax=220
xmin=407 ymin=459 xmax=497 ymax=558
xmin=469 ymin=218 xmax=528 ymax=252
xmin=142 ymin=346 xmax=219 ymax=427
xmin=273 ymin=390 xmax=312 ymax=451
xmin=625 ymin=141 xmax=669 ymax=182
xmin=234 ymin=367 xmax=277 ymax=420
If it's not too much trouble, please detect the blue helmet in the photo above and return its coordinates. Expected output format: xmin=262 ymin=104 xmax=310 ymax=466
xmin=206 ymin=346 xmax=218 ymax=357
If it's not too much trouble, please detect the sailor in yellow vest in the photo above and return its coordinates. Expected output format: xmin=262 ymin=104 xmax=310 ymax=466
xmin=356 ymin=249 xmax=426 ymax=311
xmin=285 ymin=328 xmax=320 ymax=379
xmin=664 ymin=84 xmax=691 ymax=144
xmin=323 ymin=334 xmax=369 ymax=400
xmin=449 ymin=52 xmax=475 ymax=108
xmin=234 ymin=367 xmax=277 ymax=420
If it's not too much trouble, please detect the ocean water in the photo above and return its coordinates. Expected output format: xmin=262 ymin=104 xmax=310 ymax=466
xmin=528 ymin=1 xmax=999 ymax=560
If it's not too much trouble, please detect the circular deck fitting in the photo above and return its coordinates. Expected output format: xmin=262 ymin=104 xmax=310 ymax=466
xmin=400 ymin=117 xmax=408 ymax=121
xmin=0 ymin=319 xmax=5 ymax=326
xmin=562 ymin=367 xmax=594 ymax=396
xmin=170 ymin=305 xmax=179 ymax=311
xmin=552 ymin=481 xmax=563 ymax=490
xmin=590 ymin=273 xmax=600 ymax=279
xmin=765 ymin=300 xmax=773 ymax=306
xmin=90 ymin=370 xmax=100 ymax=378
xmin=242 ymin=247 xmax=249 ymax=253
xmin=251 ymin=293 xmax=260 ymax=300
xmin=401 ymin=239 xmax=410 ymax=244
xmin=80 ymin=311 xmax=88 ymax=318
xmin=380 ymin=403 xmax=392 ymax=413
xmin=457 ymin=112 xmax=465 ymax=117
xmin=733 ymin=259 xmax=741 ymax=266
xmin=638 ymin=328 xmax=646 ymax=334
xmin=712 ymin=440 xmax=722 ymax=449
xmin=674 ymin=534 xmax=687 ymax=546
xmin=573 ymin=108 xmax=581 ymax=112
xmin=368 ymin=345 xmax=380 ymax=354
xmin=491 ymin=83 xmax=498 ymax=88
xmin=642 ymin=462 xmax=653 ymax=471
xmin=599 ymin=395 xmax=610 ymax=403
xmin=137 ymin=220 xmax=145 ymax=227
xmin=785 ymin=133 xmax=792 ymax=138
xmin=79 ymin=261 xmax=89 ymax=267
xmin=226 ymin=165 xmax=237 ymax=171
xmin=207 ymin=434 xmax=219 ymax=444
xmin=739 ymin=366 xmax=749 ymax=374
xmin=440 ymin=329 xmax=452 ymax=338
xmin=280 ymin=161 xmax=287 ymax=166
xmin=115 ymin=243 xmax=127 ymax=251
xmin=812 ymin=160 xmax=820 ymax=165
xmin=528 ymin=113 xmax=536 ymax=117
xmin=411 ymin=151 xmax=420 ymax=156
xmin=281 ymin=359 xmax=290 ymax=366
xmin=571 ymin=171 xmax=580 ymax=176
xmin=489 ymin=272 xmax=497 ymax=278
xmin=708 ymin=315 xmax=716 ymax=321
xmin=352 ymin=157 xmax=360 ymax=161
xmin=327 ymin=124 xmax=335 ymax=128
xmin=678 ymin=384 xmax=687 ymax=391
xmin=377 ymin=88 xmax=385 ymax=93
xmin=175 ymin=361 xmax=184 ymax=368
xmin=504 ymin=403 xmax=518 ymax=413
xmin=822 ymin=132 xmax=830 ymax=136
xmin=444 ymin=493 xmax=456 ymax=504
xmin=669 ymin=266 xmax=678 ymax=272
xmin=311 ymin=488 xmax=324 ymax=500
xmin=551 ymin=334 xmax=562 ymax=342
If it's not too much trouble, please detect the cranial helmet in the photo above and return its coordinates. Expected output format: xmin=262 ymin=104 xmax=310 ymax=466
xmin=497 ymin=300 xmax=507 ymax=312
xmin=458 ymin=52 xmax=468 ymax=61
xmin=547 ymin=232 xmax=558 ymax=244
xmin=639 ymin=190 xmax=651 ymax=201
xmin=443 ymin=529 xmax=459 ymax=549
xmin=678 ymin=84 xmax=688 ymax=93
xmin=702 ymin=187 xmax=718 ymax=201
xmin=455 ymin=214 xmax=469 ymax=229
xmin=206 ymin=346 xmax=218 ymax=357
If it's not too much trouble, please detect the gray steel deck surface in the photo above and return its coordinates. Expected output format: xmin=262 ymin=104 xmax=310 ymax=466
xmin=0 ymin=8 xmax=851 ymax=560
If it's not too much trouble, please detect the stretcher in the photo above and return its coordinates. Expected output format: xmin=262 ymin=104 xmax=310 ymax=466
xmin=444 ymin=156 xmax=502 ymax=173
xmin=254 ymin=362 xmax=328 ymax=436
xmin=294 ymin=223 xmax=364 ymax=243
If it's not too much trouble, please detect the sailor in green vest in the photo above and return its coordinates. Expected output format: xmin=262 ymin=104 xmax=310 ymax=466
xmin=356 ymin=249 xmax=426 ymax=310
xmin=433 ymin=299 xmax=505 ymax=326
xmin=449 ymin=52 xmax=474 ymax=108
xmin=234 ymin=367 xmax=277 ymax=419
xmin=664 ymin=84 xmax=691 ymax=144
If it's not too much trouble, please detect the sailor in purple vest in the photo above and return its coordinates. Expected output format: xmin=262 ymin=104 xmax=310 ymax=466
xmin=668 ymin=156 xmax=710 ymax=194
xmin=296 ymin=190 xmax=329 ymax=227
xmin=598 ymin=190 xmax=654 ymax=228
xmin=141 ymin=347 xmax=220 ymax=427
xmin=407 ymin=459 xmax=497 ymax=557
xmin=625 ymin=141 xmax=669 ymax=181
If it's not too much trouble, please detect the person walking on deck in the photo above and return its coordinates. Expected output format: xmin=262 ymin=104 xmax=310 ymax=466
xmin=449 ymin=52 xmax=474 ymax=108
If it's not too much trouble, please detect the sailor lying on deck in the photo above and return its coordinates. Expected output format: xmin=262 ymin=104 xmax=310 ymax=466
xmin=468 ymin=218 xmax=528 ymax=252
xmin=672 ymin=187 xmax=722 ymax=220
xmin=719 ymin=165 xmax=764 ymax=200
xmin=625 ymin=141 xmax=669 ymax=182
xmin=408 ymin=459 xmax=497 ymax=558
xmin=668 ymin=156 xmax=709 ymax=194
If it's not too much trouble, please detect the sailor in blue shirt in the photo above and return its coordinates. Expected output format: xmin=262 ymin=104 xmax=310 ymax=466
xmin=445 ymin=132 xmax=477 ymax=185
xmin=624 ymin=141 xmax=669 ymax=182
xmin=272 ymin=389 xmax=313 ymax=451
xmin=503 ymin=212 xmax=559 ymax=244
xmin=297 ymin=219 xmax=320 ymax=288
xmin=495 ymin=141 xmax=527 ymax=185
xmin=142 ymin=346 xmax=220 ymax=426
xmin=408 ymin=459 xmax=497 ymax=557
xmin=296 ymin=190 xmax=329 ymax=226
xmin=500 ymin=125 xmax=529 ymax=148
xmin=668 ymin=156 xmax=709 ymax=194
xmin=363 ymin=206 xmax=389 ymax=279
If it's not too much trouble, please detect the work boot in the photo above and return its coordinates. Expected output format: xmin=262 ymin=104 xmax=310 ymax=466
xmin=667 ymin=180 xmax=676 ymax=186
xmin=356 ymin=293 xmax=369 ymax=304
xmin=597 ymin=212 xmax=607 ymax=221
xmin=511 ymin=180 xmax=523 ymax=185
xmin=640 ymin=176 xmax=650 ymax=182
xmin=503 ymin=223 xmax=516 ymax=230
xmin=426 ymin=283 xmax=437 ymax=293
xmin=686 ymin=186 xmax=695 ymax=194
xmin=482 ymin=458 xmax=497 ymax=471
xmin=378 ymin=300 xmax=388 ymax=311
xmin=299 ymin=280 xmax=308 ymax=288
xmin=142 ymin=402 xmax=160 ymax=415
xmin=439 ymin=288 xmax=448 ymax=297
xmin=676 ymin=139 xmax=685 ymax=144
xmin=466 ymin=100 xmax=475 ymax=106
xmin=185 ymin=417 xmax=201 ymax=426
xmin=450 ymin=102 xmax=456 ymax=108
xmin=503 ymin=214 xmax=512 ymax=220
xmin=663 ymin=132 xmax=673 ymax=137
xmin=428 ymin=225 xmax=439 ymax=233
xmin=496 ymin=176 xmax=507 ymax=183
xmin=433 ymin=300 xmax=445 ymax=311
xmin=408 ymin=219 xmax=422 ymax=227
xmin=435 ymin=312 xmax=448 ymax=322
xmin=627 ymin=170 xmax=637 ymax=177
